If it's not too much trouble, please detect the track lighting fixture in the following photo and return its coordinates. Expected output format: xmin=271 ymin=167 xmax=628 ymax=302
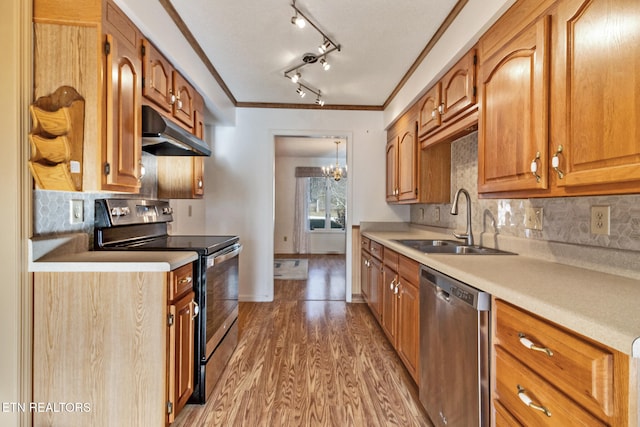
xmin=285 ymin=0 xmax=341 ymax=105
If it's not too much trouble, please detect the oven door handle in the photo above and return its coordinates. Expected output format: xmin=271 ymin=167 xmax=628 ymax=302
xmin=206 ymin=243 xmax=242 ymax=267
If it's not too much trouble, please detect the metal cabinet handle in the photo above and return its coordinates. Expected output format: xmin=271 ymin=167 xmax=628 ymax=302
xmin=552 ymin=145 xmax=564 ymax=179
xmin=518 ymin=333 xmax=553 ymax=356
xmin=197 ymin=179 xmax=203 ymax=189
xmin=517 ymin=385 xmax=551 ymax=417
xmin=178 ymin=276 xmax=193 ymax=285
xmin=395 ymin=282 xmax=401 ymax=299
xmin=169 ymin=89 xmax=176 ymax=105
xmin=438 ymin=103 xmax=444 ymax=114
xmin=389 ymin=278 xmax=396 ymax=290
xmin=192 ymin=301 xmax=199 ymax=320
xmin=431 ymin=109 xmax=437 ymax=119
xmin=530 ymin=151 xmax=541 ymax=182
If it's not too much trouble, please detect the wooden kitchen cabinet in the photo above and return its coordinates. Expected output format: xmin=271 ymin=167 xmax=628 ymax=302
xmin=492 ymin=299 xmax=629 ymax=426
xmin=34 ymin=0 xmax=143 ymax=193
xmin=386 ymin=105 xmax=418 ymax=203
xmin=477 ymin=6 xmax=551 ymax=195
xmin=157 ymin=81 xmax=206 ymax=199
xmin=381 ymin=248 xmax=420 ymax=384
xmin=360 ymin=235 xmax=383 ymax=321
xmin=167 ymin=263 xmax=196 ymax=424
xmin=419 ymin=48 xmax=478 ymax=148
xmin=142 ymin=39 xmax=197 ymax=132
xmin=479 ymin=0 xmax=640 ymax=198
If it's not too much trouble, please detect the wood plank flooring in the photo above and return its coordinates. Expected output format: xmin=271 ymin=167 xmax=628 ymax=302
xmin=274 ymin=254 xmax=346 ymax=301
xmin=173 ymin=255 xmax=432 ymax=426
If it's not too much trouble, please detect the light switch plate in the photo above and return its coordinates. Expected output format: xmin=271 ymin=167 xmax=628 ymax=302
xmin=70 ymin=200 xmax=84 ymax=224
xmin=591 ymin=205 xmax=610 ymax=235
xmin=524 ymin=207 xmax=543 ymax=230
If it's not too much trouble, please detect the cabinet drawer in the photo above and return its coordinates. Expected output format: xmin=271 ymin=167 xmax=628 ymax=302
xmin=494 ymin=300 xmax=614 ymax=420
xmin=398 ymin=255 xmax=419 ymax=285
xmin=383 ymin=248 xmax=399 ymax=270
xmin=361 ymin=236 xmax=370 ymax=252
xmin=168 ymin=263 xmax=194 ymax=301
xmin=369 ymin=240 xmax=384 ymax=260
xmin=493 ymin=399 xmax=522 ymax=427
xmin=495 ymin=348 xmax=606 ymax=426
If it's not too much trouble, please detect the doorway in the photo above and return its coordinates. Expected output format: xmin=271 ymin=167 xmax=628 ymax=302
xmin=273 ymin=135 xmax=349 ymax=301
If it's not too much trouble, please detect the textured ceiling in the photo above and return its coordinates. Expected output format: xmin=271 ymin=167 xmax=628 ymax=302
xmin=156 ymin=0 xmax=460 ymax=107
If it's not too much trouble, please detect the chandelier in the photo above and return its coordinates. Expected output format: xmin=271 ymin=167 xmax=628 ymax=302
xmin=322 ymin=141 xmax=347 ymax=181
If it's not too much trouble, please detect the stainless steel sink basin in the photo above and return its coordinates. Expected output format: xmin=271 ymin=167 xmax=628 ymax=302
xmin=393 ymin=239 xmax=515 ymax=255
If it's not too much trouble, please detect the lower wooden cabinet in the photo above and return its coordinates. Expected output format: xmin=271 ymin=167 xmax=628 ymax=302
xmin=492 ymin=299 xmax=629 ymax=426
xmin=33 ymin=264 xmax=197 ymax=427
xmin=167 ymin=263 xmax=196 ymax=424
xmin=362 ymin=238 xmax=420 ymax=385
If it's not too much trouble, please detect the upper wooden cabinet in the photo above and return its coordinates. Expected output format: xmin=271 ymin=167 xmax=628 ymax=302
xmin=478 ymin=13 xmax=550 ymax=194
xmin=142 ymin=39 xmax=197 ymax=132
xmin=386 ymin=104 xmax=451 ymax=204
xmin=479 ymin=0 xmax=640 ymax=197
xmin=419 ymin=48 xmax=478 ymax=147
xmin=34 ymin=0 xmax=143 ymax=192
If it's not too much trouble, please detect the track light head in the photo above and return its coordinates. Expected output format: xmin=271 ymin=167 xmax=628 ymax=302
xmin=297 ymin=86 xmax=306 ymax=98
xmin=318 ymin=39 xmax=331 ymax=54
xmin=315 ymin=97 xmax=325 ymax=106
xmin=291 ymin=14 xmax=306 ymax=28
xmin=291 ymin=72 xmax=301 ymax=83
xmin=320 ymin=58 xmax=330 ymax=71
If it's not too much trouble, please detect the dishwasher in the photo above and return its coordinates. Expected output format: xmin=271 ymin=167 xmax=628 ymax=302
xmin=419 ymin=265 xmax=491 ymax=427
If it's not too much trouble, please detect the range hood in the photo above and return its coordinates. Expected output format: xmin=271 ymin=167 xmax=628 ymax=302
xmin=141 ymin=105 xmax=211 ymax=156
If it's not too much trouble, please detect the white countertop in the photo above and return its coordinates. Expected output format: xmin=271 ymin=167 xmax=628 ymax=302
xmin=28 ymin=233 xmax=198 ymax=272
xmin=363 ymin=228 xmax=640 ymax=356
xmin=30 ymin=250 xmax=198 ymax=272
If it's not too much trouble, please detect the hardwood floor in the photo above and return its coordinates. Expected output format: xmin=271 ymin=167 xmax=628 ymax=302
xmin=173 ymin=255 xmax=432 ymax=426
xmin=274 ymin=254 xmax=346 ymax=301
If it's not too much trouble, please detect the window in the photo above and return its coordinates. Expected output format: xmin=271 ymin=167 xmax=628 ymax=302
xmin=308 ymin=177 xmax=346 ymax=230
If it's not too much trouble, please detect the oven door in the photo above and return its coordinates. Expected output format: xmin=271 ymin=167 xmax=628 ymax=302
xmin=204 ymin=243 xmax=242 ymax=360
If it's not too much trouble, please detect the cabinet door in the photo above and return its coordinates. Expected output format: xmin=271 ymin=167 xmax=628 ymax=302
xmin=142 ymin=39 xmax=174 ymax=113
xmin=174 ymin=291 xmax=195 ymax=416
xmin=551 ymin=0 xmax=640 ymax=190
xmin=360 ymin=252 xmax=371 ymax=302
xmin=397 ymin=126 xmax=418 ymax=202
xmin=192 ymin=108 xmax=205 ymax=197
xmin=173 ymin=72 xmax=195 ymax=129
xmin=368 ymin=257 xmax=382 ymax=320
xmin=381 ymin=264 xmax=397 ymax=345
xmin=418 ymin=83 xmax=442 ymax=137
xmin=385 ymin=138 xmax=398 ymax=202
xmin=397 ymin=279 xmax=419 ymax=383
xmin=441 ymin=49 xmax=476 ymax=124
xmin=103 ymin=32 xmax=142 ymax=192
xmin=478 ymin=16 xmax=550 ymax=194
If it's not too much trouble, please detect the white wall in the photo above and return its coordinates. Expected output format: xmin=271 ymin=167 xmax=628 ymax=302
xmin=205 ymin=108 xmax=408 ymax=301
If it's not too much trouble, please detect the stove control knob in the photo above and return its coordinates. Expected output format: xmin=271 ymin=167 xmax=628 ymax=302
xmin=110 ymin=207 xmax=131 ymax=217
xmin=162 ymin=207 xmax=173 ymax=215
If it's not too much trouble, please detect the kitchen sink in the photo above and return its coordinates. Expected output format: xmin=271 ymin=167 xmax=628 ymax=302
xmin=393 ymin=239 xmax=515 ymax=255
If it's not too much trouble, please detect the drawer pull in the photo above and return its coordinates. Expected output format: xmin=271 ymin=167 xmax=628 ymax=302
xmin=517 ymin=385 xmax=551 ymax=417
xmin=518 ymin=333 xmax=554 ymax=356
xmin=178 ymin=276 xmax=193 ymax=285
xmin=192 ymin=301 xmax=199 ymax=320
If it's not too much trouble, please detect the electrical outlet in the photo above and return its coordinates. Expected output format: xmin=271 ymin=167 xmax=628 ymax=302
xmin=70 ymin=200 xmax=84 ymax=224
xmin=591 ymin=206 xmax=610 ymax=235
xmin=524 ymin=207 xmax=543 ymax=230
xmin=284 ymin=236 xmax=288 ymax=242
xmin=432 ymin=207 xmax=440 ymax=222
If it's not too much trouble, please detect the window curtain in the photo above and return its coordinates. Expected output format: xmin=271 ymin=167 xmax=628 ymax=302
xmin=292 ymin=167 xmax=323 ymax=254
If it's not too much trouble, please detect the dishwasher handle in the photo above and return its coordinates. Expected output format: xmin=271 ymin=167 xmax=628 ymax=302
xmin=420 ymin=265 xmax=491 ymax=311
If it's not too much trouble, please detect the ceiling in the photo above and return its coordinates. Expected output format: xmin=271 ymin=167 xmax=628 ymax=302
xmin=153 ymin=0 xmax=461 ymax=108
xmin=275 ymin=136 xmax=347 ymax=158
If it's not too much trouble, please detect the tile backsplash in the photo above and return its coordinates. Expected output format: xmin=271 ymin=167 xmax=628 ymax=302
xmin=33 ymin=152 xmax=158 ymax=237
xmin=410 ymin=132 xmax=640 ymax=252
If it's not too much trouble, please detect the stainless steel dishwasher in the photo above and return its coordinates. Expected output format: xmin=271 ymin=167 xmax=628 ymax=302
xmin=419 ymin=265 xmax=491 ymax=427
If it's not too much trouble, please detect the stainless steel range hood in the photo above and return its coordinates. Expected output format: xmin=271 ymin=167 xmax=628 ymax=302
xmin=141 ymin=105 xmax=211 ymax=156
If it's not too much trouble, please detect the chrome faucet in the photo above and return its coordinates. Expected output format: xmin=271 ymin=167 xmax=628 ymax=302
xmin=450 ymin=188 xmax=474 ymax=246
